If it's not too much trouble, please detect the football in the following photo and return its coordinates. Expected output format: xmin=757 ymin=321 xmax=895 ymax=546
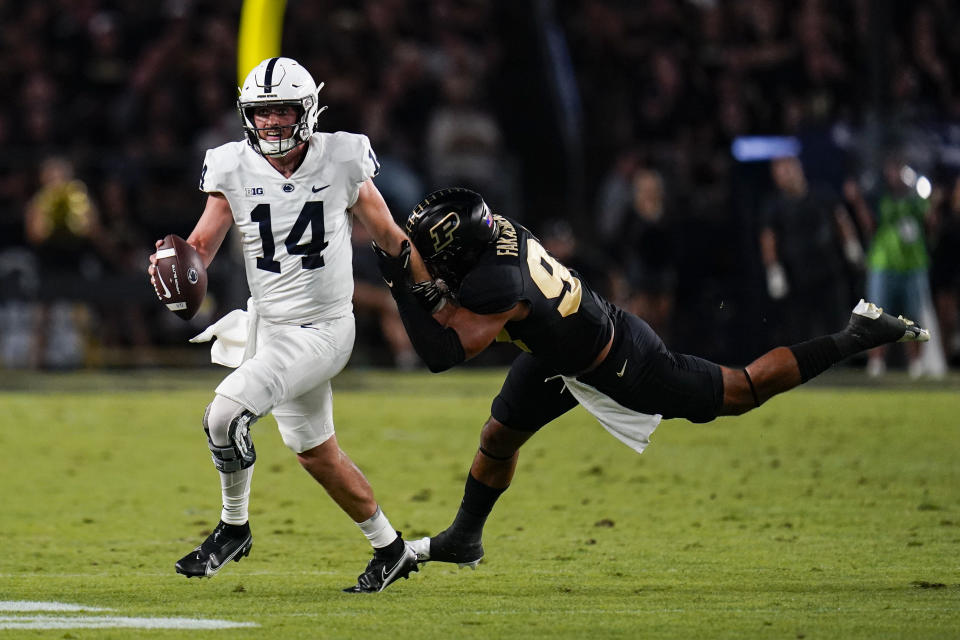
xmin=152 ymin=234 xmax=207 ymax=320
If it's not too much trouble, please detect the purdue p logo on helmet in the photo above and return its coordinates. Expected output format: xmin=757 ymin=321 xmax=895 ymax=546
xmin=429 ymin=212 xmax=461 ymax=254
xmin=407 ymin=188 xmax=499 ymax=291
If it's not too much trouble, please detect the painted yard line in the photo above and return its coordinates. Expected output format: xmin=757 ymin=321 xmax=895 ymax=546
xmin=0 ymin=602 xmax=108 ymax=612
xmin=0 ymin=616 xmax=257 ymax=630
xmin=280 ymin=605 xmax=958 ymax=618
xmin=0 ymin=570 xmax=339 ymax=578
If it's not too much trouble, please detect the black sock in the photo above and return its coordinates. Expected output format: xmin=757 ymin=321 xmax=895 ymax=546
xmin=789 ymin=335 xmax=844 ymax=383
xmin=447 ymin=474 xmax=507 ymax=540
xmin=378 ymin=532 xmax=404 ymax=556
xmin=831 ymin=328 xmax=872 ymax=358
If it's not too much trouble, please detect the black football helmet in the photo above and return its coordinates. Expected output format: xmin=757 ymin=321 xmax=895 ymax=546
xmin=405 ymin=188 xmax=499 ymax=291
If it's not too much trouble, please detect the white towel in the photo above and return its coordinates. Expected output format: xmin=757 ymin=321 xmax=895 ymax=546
xmin=561 ymin=376 xmax=662 ymax=454
xmin=189 ymin=300 xmax=257 ymax=368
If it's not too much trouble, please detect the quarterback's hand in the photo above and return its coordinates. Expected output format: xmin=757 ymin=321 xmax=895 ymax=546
xmin=372 ymin=239 xmax=411 ymax=290
xmin=147 ymin=238 xmax=163 ymax=283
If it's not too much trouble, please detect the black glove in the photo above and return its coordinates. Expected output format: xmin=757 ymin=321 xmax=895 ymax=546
xmin=372 ymin=239 xmax=411 ymax=290
xmin=410 ymin=280 xmax=446 ymax=313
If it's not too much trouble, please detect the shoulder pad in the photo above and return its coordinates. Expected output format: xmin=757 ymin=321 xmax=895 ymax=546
xmin=200 ymin=142 xmax=244 ymax=193
xmin=458 ymin=262 xmax=523 ymax=314
xmin=324 ymin=132 xmax=379 ymax=192
xmin=325 ymin=132 xmax=370 ymax=161
xmin=205 ymin=141 xmax=244 ymax=172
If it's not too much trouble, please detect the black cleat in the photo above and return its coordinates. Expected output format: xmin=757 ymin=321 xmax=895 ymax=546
xmin=343 ymin=536 xmax=419 ymax=593
xmin=846 ymin=299 xmax=929 ymax=349
xmin=409 ymin=528 xmax=484 ymax=569
xmin=175 ymin=521 xmax=252 ymax=578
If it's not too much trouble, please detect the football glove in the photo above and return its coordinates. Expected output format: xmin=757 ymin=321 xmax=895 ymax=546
xmin=373 ymin=239 xmax=412 ymax=290
xmin=410 ymin=280 xmax=446 ymax=314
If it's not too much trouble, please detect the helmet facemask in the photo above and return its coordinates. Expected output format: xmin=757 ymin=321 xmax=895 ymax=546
xmin=241 ymin=100 xmax=311 ymax=157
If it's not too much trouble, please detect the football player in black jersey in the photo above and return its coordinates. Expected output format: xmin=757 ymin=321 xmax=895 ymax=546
xmin=374 ymin=188 xmax=930 ymax=570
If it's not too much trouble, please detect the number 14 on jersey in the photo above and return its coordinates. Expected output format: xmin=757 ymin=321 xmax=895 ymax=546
xmin=251 ymin=202 xmax=329 ymax=273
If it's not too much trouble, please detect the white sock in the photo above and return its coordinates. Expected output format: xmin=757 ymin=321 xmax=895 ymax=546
xmin=357 ymin=506 xmax=398 ymax=548
xmin=220 ymin=465 xmax=253 ymax=525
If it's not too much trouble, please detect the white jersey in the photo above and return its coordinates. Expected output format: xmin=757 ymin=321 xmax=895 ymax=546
xmin=200 ymin=132 xmax=380 ymax=324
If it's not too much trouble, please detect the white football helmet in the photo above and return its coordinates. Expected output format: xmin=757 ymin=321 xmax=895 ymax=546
xmin=237 ymin=57 xmax=328 ymax=157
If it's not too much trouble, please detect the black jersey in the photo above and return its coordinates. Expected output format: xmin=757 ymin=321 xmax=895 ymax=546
xmin=457 ymin=215 xmax=615 ymax=375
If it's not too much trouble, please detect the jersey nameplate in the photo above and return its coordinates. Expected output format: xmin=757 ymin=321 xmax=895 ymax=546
xmin=494 ymin=215 xmax=519 ymax=256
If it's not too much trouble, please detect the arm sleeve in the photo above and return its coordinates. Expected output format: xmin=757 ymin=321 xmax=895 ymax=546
xmin=391 ymin=286 xmax=465 ymax=373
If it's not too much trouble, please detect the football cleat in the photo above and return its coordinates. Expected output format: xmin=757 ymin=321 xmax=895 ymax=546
xmin=410 ymin=529 xmax=484 ymax=569
xmin=343 ymin=536 xmax=419 ymax=593
xmin=846 ymin=299 xmax=929 ymax=349
xmin=175 ymin=521 xmax=252 ymax=578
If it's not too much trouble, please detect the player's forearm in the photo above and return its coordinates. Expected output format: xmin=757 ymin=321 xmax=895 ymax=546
xmin=186 ymin=228 xmax=228 ymax=268
xmin=406 ymin=243 xmax=432 ymax=283
xmin=188 ymin=196 xmax=234 ymax=268
xmin=393 ymin=285 xmax=466 ymax=373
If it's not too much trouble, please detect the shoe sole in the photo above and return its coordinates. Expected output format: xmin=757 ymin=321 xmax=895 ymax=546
xmin=175 ymin=536 xmax=252 ymax=579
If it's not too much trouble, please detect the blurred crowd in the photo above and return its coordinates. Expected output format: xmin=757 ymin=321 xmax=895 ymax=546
xmin=0 ymin=0 xmax=958 ymax=374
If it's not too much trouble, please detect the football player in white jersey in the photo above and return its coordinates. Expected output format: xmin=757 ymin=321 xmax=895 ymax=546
xmin=148 ymin=57 xmax=429 ymax=593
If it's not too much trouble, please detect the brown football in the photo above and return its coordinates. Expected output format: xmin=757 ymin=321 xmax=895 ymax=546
xmin=152 ymin=234 xmax=207 ymax=320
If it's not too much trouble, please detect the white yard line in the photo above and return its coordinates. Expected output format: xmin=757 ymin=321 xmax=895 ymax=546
xmin=0 ymin=602 xmax=257 ymax=630
xmin=0 ymin=602 xmax=108 ymax=612
xmin=0 ymin=615 xmax=258 ymax=630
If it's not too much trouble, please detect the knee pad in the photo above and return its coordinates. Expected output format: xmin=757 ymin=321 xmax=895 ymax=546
xmin=202 ymin=395 xmax=259 ymax=473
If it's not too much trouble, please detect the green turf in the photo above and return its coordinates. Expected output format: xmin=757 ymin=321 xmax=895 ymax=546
xmin=1 ymin=368 xmax=958 ymax=638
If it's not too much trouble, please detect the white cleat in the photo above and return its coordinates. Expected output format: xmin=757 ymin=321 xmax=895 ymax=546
xmin=409 ymin=537 xmax=431 ymax=563
xmin=409 ymin=535 xmax=482 ymax=569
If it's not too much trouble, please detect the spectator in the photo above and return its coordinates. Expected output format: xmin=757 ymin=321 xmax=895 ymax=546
xmin=613 ymin=167 xmax=680 ymax=342
xmin=425 ymin=71 xmax=507 ymax=202
xmin=23 ymin=156 xmax=104 ymax=368
xmin=849 ymin=154 xmax=939 ymax=378
xmin=759 ymin=156 xmax=863 ymax=345
xmin=929 ymin=174 xmax=960 ymax=365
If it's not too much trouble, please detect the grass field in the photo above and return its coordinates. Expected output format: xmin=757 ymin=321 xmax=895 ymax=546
xmin=1 ymin=367 xmax=958 ymax=639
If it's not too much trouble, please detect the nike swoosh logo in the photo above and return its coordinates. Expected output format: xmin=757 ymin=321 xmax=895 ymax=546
xmin=156 ymin=272 xmax=172 ymax=299
xmin=312 ymin=184 xmax=330 ymax=193
xmin=383 ymin=279 xmax=393 ymax=288
xmin=616 ymin=359 xmax=627 ymax=377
